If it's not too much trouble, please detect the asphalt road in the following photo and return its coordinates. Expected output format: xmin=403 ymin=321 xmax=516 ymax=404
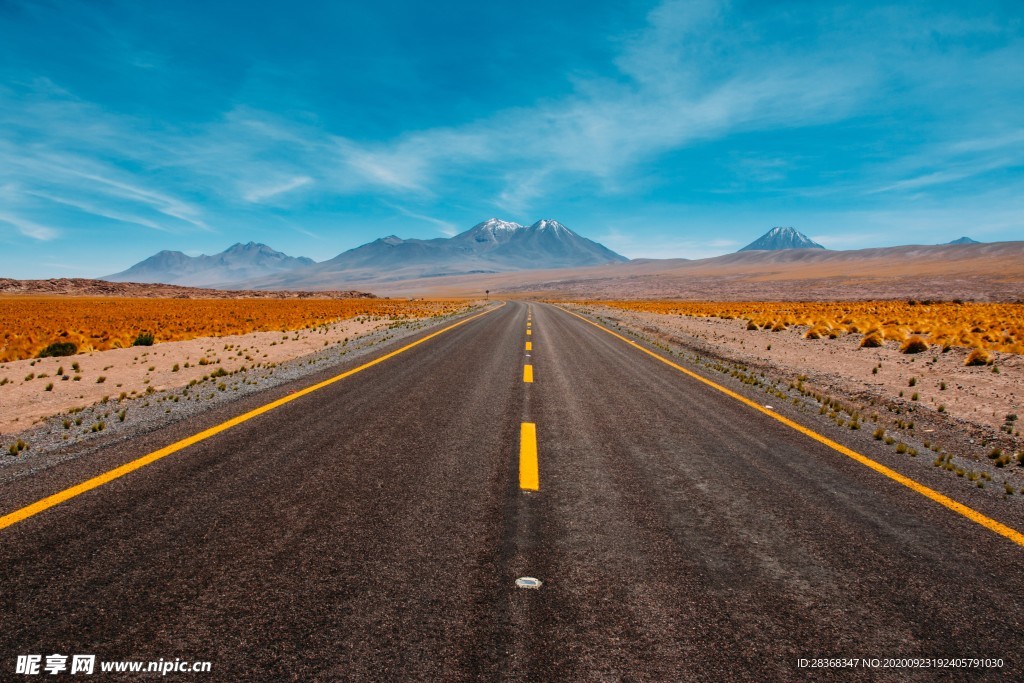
xmin=1 ymin=301 xmax=1022 ymax=681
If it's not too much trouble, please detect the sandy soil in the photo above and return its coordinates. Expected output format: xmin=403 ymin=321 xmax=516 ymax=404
xmin=577 ymin=305 xmax=1022 ymax=431
xmin=0 ymin=317 xmax=388 ymax=435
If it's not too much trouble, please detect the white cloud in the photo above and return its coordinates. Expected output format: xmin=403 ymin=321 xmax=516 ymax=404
xmin=27 ymin=190 xmax=170 ymax=231
xmin=386 ymin=204 xmax=459 ymax=236
xmin=243 ymin=176 xmax=313 ymax=203
xmin=0 ymin=212 xmax=59 ymax=240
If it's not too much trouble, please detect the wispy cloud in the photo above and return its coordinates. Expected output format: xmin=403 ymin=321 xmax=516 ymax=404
xmin=1 ymin=0 xmax=1022 ymax=275
xmin=386 ymin=204 xmax=459 ymax=236
xmin=27 ymin=190 xmax=170 ymax=231
xmin=243 ymin=176 xmax=313 ymax=203
xmin=0 ymin=212 xmax=59 ymax=240
xmin=323 ymin=0 xmax=875 ymax=209
xmin=69 ymin=171 xmax=210 ymax=230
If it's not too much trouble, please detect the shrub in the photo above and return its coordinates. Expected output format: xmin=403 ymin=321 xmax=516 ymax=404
xmin=860 ymin=334 xmax=883 ymax=348
xmin=132 ymin=332 xmax=155 ymax=347
xmin=37 ymin=341 xmax=77 ymax=358
xmin=900 ymin=336 xmax=928 ymax=354
xmin=873 ymin=428 xmax=885 ymax=440
xmin=964 ymin=349 xmax=990 ymax=366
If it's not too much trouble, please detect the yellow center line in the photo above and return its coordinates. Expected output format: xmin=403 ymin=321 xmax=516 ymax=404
xmin=519 ymin=422 xmax=539 ymax=491
xmin=0 ymin=304 xmax=505 ymax=532
xmin=555 ymin=305 xmax=1024 ymax=549
xmin=525 ymin=341 xmax=532 ymax=351
xmin=526 ymin=329 xmax=532 ymax=336
xmin=523 ymin=364 xmax=534 ymax=383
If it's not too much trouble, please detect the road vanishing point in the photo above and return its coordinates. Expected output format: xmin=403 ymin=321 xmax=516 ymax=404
xmin=1 ymin=301 xmax=1022 ymax=680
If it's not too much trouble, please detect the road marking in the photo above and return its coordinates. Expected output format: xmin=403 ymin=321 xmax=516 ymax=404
xmin=520 ymin=422 xmax=539 ymax=490
xmin=527 ymin=329 xmax=532 ymax=336
xmin=0 ymin=304 xmax=504 ymax=533
xmin=525 ymin=341 xmax=532 ymax=351
xmin=556 ymin=305 xmax=1024 ymax=549
xmin=523 ymin=365 xmax=534 ymax=383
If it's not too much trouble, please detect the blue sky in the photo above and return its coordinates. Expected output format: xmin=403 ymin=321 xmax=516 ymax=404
xmin=1 ymin=0 xmax=1022 ymax=277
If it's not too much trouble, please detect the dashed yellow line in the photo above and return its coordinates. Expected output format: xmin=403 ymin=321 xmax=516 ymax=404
xmin=523 ymin=364 xmax=534 ymax=383
xmin=526 ymin=329 xmax=532 ymax=336
xmin=520 ymin=422 xmax=539 ymax=490
xmin=556 ymin=305 xmax=1024 ymax=549
xmin=525 ymin=341 xmax=532 ymax=351
xmin=0 ymin=304 xmax=504 ymax=533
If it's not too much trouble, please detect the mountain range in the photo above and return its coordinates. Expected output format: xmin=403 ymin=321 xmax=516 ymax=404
xmin=103 ymin=221 xmax=994 ymax=291
xmin=105 ymin=242 xmax=315 ymax=287
xmin=105 ymin=219 xmax=627 ymax=289
xmin=250 ymin=219 xmax=627 ymax=289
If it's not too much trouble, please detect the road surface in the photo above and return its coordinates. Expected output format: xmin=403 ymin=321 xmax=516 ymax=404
xmin=1 ymin=301 xmax=1021 ymax=680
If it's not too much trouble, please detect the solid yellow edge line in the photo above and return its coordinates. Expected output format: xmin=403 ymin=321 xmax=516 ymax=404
xmin=520 ymin=422 xmax=539 ymax=491
xmin=523 ymin=365 xmax=534 ymax=383
xmin=0 ymin=303 xmax=504 ymax=532
xmin=555 ymin=305 xmax=1024 ymax=549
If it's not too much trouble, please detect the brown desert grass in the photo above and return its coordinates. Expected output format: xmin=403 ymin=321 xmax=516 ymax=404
xmin=0 ymin=296 xmax=468 ymax=362
xmin=567 ymin=300 xmax=1023 ymax=355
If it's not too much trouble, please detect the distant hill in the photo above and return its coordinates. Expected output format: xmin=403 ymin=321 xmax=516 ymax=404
xmin=104 ymin=242 xmax=315 ymax=287
xmin=947 ymin=236 xmax=981 ymax=245
xmin=0 ymin=278 xmax=373 ymax=299
xmin=339 ymin=240 xmax=1024 ymax=302
xmin=247 ymin=218 xmax=627 ymax=289
xmin=739 ymin=227 xmax=826 ymax=251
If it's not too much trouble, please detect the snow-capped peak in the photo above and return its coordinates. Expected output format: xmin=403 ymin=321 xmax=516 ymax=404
xmin=478 ymin=218 xmax=523 ymax=232
xmin=530 ymin=219 xmax=571 ymax=234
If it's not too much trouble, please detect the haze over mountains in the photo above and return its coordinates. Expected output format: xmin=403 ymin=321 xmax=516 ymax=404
xmin=105 ymin=242 xmax=314 ymax=287
xmin=105 ymin=219 xmax=627 ymax=289
xmin=100 ymin=220 xmax=1004 ymax=295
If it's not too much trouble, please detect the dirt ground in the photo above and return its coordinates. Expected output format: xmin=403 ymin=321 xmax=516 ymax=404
xmin=0 ymin=317 xmax=388 ymax=435
xmin=583 ymin=306 xmax=1022 ymax=430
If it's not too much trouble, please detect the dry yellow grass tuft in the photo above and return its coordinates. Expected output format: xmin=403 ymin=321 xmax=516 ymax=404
xmin=900 ymin=335 xmax=929 ymax=354
xmin=860 ymin=334 xmax=884 ymax=348
xmin=568 ymin=300 xmax=1023 ymax=355
xmin=964 ymin=348 xmax=992 ymax=366
xmin=0 ymin=297 xmax=469 ymax=362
